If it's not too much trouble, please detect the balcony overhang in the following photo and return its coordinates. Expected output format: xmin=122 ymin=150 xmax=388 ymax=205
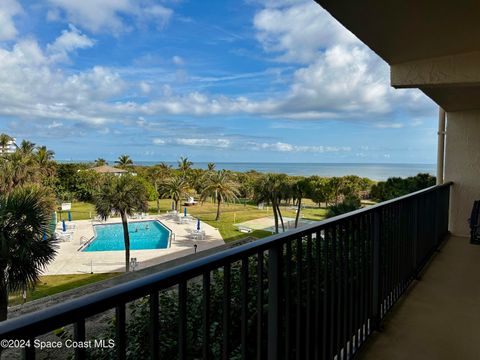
xmin=315 ymin=0 xmax=480 ymax=111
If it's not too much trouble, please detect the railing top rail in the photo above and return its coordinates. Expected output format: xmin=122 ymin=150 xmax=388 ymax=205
xmin=0 ymin=182 xmax=452 ymax=338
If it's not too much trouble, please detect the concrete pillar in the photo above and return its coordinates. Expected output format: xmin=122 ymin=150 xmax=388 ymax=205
xmin=444 ymin=110 xmax=480 ymax=236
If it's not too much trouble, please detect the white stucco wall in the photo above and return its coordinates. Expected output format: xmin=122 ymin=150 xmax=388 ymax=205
xmin=444 ymin=110 xmax=480 ymax=236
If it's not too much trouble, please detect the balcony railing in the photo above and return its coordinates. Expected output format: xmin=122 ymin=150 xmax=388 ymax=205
xmin=0 ymin=183 xmax=451 ymax=360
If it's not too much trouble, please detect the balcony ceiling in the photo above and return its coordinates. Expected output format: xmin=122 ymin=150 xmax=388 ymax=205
xmin=315 ymin=0 xmax=480 ymax=111
xmin=314 ymin=0 xmax=480 ymax=64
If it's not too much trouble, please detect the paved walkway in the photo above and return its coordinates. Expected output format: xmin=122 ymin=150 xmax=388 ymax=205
xmin=45 ymin=214 xmax=224 ymax=275
xmin=235 ymin=216 xmax=318 ymax=232
xmin=359 ymin=235 xmax=480 ymax=360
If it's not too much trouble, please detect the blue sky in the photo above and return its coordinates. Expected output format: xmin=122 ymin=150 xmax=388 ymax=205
xmin=0 ymin=0 xmax=437 ymax=163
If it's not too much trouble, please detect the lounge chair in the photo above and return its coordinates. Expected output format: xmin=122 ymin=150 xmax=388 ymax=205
xmin=238 ymin=226 xmax=253 ymax=234
xmin=184 ymin=197 xmax=197 ymax=206
xmin=469 ymin=200 xmax=480 ymax=244
xmin=55 ymin=231 xmax=72 ymax=242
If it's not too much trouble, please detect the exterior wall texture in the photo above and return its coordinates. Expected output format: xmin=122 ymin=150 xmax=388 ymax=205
xmin=445 ymin=110 xmax=480 ymax=236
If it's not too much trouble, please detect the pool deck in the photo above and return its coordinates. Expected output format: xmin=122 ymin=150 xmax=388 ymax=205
xmin=45 ymin=214 xmax=224 ymax=275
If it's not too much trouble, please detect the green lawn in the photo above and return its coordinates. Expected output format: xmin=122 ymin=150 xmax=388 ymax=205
xmin=149 ymin=199 xmax=327 ymax=242
xmin=9 ymin=273 xmax=118 ymax=306
xmin=60 ymin=201 xmax=96 ymax=221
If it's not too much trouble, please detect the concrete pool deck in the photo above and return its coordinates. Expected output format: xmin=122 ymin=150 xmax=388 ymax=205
xmin=45 ymin=214 xmax=224 ymax=275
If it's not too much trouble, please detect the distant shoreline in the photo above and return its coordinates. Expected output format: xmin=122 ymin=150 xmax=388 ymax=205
xmin=57 ymin=160 xmax=435 ymax=181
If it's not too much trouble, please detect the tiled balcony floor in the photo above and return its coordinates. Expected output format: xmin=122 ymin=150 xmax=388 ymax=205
xmin=360 ymin=235 xmax=480 ymax=360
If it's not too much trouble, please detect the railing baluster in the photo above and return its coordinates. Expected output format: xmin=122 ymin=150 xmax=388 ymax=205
xmin=257 ymin=252 xmax=264 ymax=360
xmin=295 ymin=236 xmax=303 ymax=360
xmin=116 ymin=304 xmax=126 ymax=360
xmin=372 ymin=211 xmax=381 ymax=331
xmin=74 ymin=319 xmax=86 ymax=360
xmin=322 ymin=227 xmax=330 ymax=360
xmin=202 ymin=272 xmax=211 ymax=360
xmin=179 ymin=281 xmax=187 ymax=360
xmin=223 ymin=264 xmax=231 ymax=360
xmin=241 ymin=258 xmax=248 ymax=360
xmin=285 ymin=240 xmax=292 ymax=358
xmin=149 ymin=291 xmax=159 ymax=360
xmin=23 ymin=337 xmax=35 ymax=360
xmin=268 ymin=244 xmax=281 ymax=360
xmin=306 ymin=233 xmax=312 ymax=359
xmin=314 ymin=230 xmax=322 ymax=360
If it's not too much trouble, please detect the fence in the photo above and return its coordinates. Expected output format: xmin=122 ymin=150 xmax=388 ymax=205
xmin=0 ymin=183 xmax=451 ymax=359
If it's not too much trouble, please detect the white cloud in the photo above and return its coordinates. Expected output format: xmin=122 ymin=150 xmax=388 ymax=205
xmin=47 ymin=0 xmax=173 ymax=34
xmin=153 ymin=138 xmax=231 ymax=148
xmin=254 ymin=1 xmax=358 ymax=64
xmin=249 ymin=141 xmax=351 ymax=153
xmin=47 ymin=24 xmax=95 ymax=62
xmin=172 ymin=55 xmax=184 ymax=65
xmin=375 ymin=123 xmax=404 ymax=129
xmin=0 ymin=38 xmax=125 ymax=125
xmin=0 ymin=0 xmax=22 ymax=41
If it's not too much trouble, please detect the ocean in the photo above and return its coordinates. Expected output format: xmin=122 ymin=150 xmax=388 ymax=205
xmin=62 ymin=161 xmax=436 ymax=181
xmin=133 ymin=162 xmax=436 ymax=181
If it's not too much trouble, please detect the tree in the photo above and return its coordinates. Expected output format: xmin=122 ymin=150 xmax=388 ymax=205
xmin=201 ymin=170 xmax=239 ymax=220
xmin=94 ymin=158 xmax=108 ymax=166
xmin=115 ymin=155 xmax=133 ymax=169
xmin=19 ymin=140 xmax=36 ymax=155
xmin=0 ymin=151 xmax=38 ymax=193
xmin=94 ymin=176 xmax=148 ymax=272
xmin=0 ymin=185 xmax=57 ymax=320
xmin=159 ymin=175 xmax=189 ymax=212
xmin=326 ymin=194 xmax=362 ymax=218
xmin=207 ymin=162 xmax=216 ymax=171
xmin=178 ymin=156 xmax=193 ymax=178
xmin=291 ymin=177 xmax=312 ymax=228
xmin=0 ymin=133 xmax=12 ymax=154
xmin=147 ymin=165 xmax=171 ymax=214
xmin=254 ymin=173 xmax=288 ymax=233
xmin=35 ymin=146 xmax=56 ymax=180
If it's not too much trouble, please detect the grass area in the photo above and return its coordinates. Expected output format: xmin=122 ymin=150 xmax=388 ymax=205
xmin=9 ymin=273 xmax=118 ymax=306
xmin=60 ymin=201 xmax=96 ymax=221
xmin=149 ymin=199 xmax=327 ymax=242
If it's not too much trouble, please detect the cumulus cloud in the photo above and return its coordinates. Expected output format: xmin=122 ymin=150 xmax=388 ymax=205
xmin=153 ymin=138 xmax=231 ymax=148
xmin=0 ymin=0 xmax=22 ymax=41
xmin=47 ymin=24 xmax=95 ymax=62
xmin=249 ymin=141 xmax=351 ymax=153
xmin=0 ymin=38 xmax=125 ymax=125
xmin=47 ymin=0 xmax=173 ymax=34
xmin=152 ymin=137 xmax=350 ymax=153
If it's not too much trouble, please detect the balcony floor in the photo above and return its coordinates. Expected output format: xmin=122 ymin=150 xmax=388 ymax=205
xmin=359 ymin=235 xmax=480 ymax=360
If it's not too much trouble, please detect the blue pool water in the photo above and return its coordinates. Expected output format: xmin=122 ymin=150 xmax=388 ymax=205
xmin=83 ymin=221 xmax=170 ymax=252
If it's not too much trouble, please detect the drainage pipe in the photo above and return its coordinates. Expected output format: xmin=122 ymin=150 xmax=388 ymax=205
xmin=436 ymin=107 xmax=446 ymax=185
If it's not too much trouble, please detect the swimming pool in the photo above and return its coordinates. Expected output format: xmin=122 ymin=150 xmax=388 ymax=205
xmin=83 ymin=220 xmax=170 ymax=252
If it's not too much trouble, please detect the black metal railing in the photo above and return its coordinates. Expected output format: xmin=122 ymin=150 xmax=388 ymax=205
xmin=0 ymin=183 xmax=451 ymax=360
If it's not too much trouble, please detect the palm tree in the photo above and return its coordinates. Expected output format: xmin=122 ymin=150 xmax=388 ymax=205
xmin=115 ymin=155 xmax=133 ymax=169
xmin=207 ymin=162 xmax=216 ymax=171
xmin=0 ymin=133 xmax=12 ymax=154
xmin=254 ymin=173 xmax=288 ymax=233
xmin=94 ymin=175 xmax=148 ymax=272
xmin=160 ymin=175 xmax=188 ymax=211
xmin=0 ymin=185 xmax=58 ymax=320
xmin=19 ymin=140 xmax=36 ymax=155
xmin=291 ymin=177 xmax=312 ymax=228
xmin=94 ymin=158 xmax=108 ymax=166
xmin=148 ymin=165 xmax=171 ymax=214
xmin=0 ymin=152 xmax=38 ymax=193
xmin=35 ymin=146 xmax=55 ymax=180
xmin=178 ymin=156 xmax=193 ymax=177
xmin=201 ymin=170 xmax=239 ymax=221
